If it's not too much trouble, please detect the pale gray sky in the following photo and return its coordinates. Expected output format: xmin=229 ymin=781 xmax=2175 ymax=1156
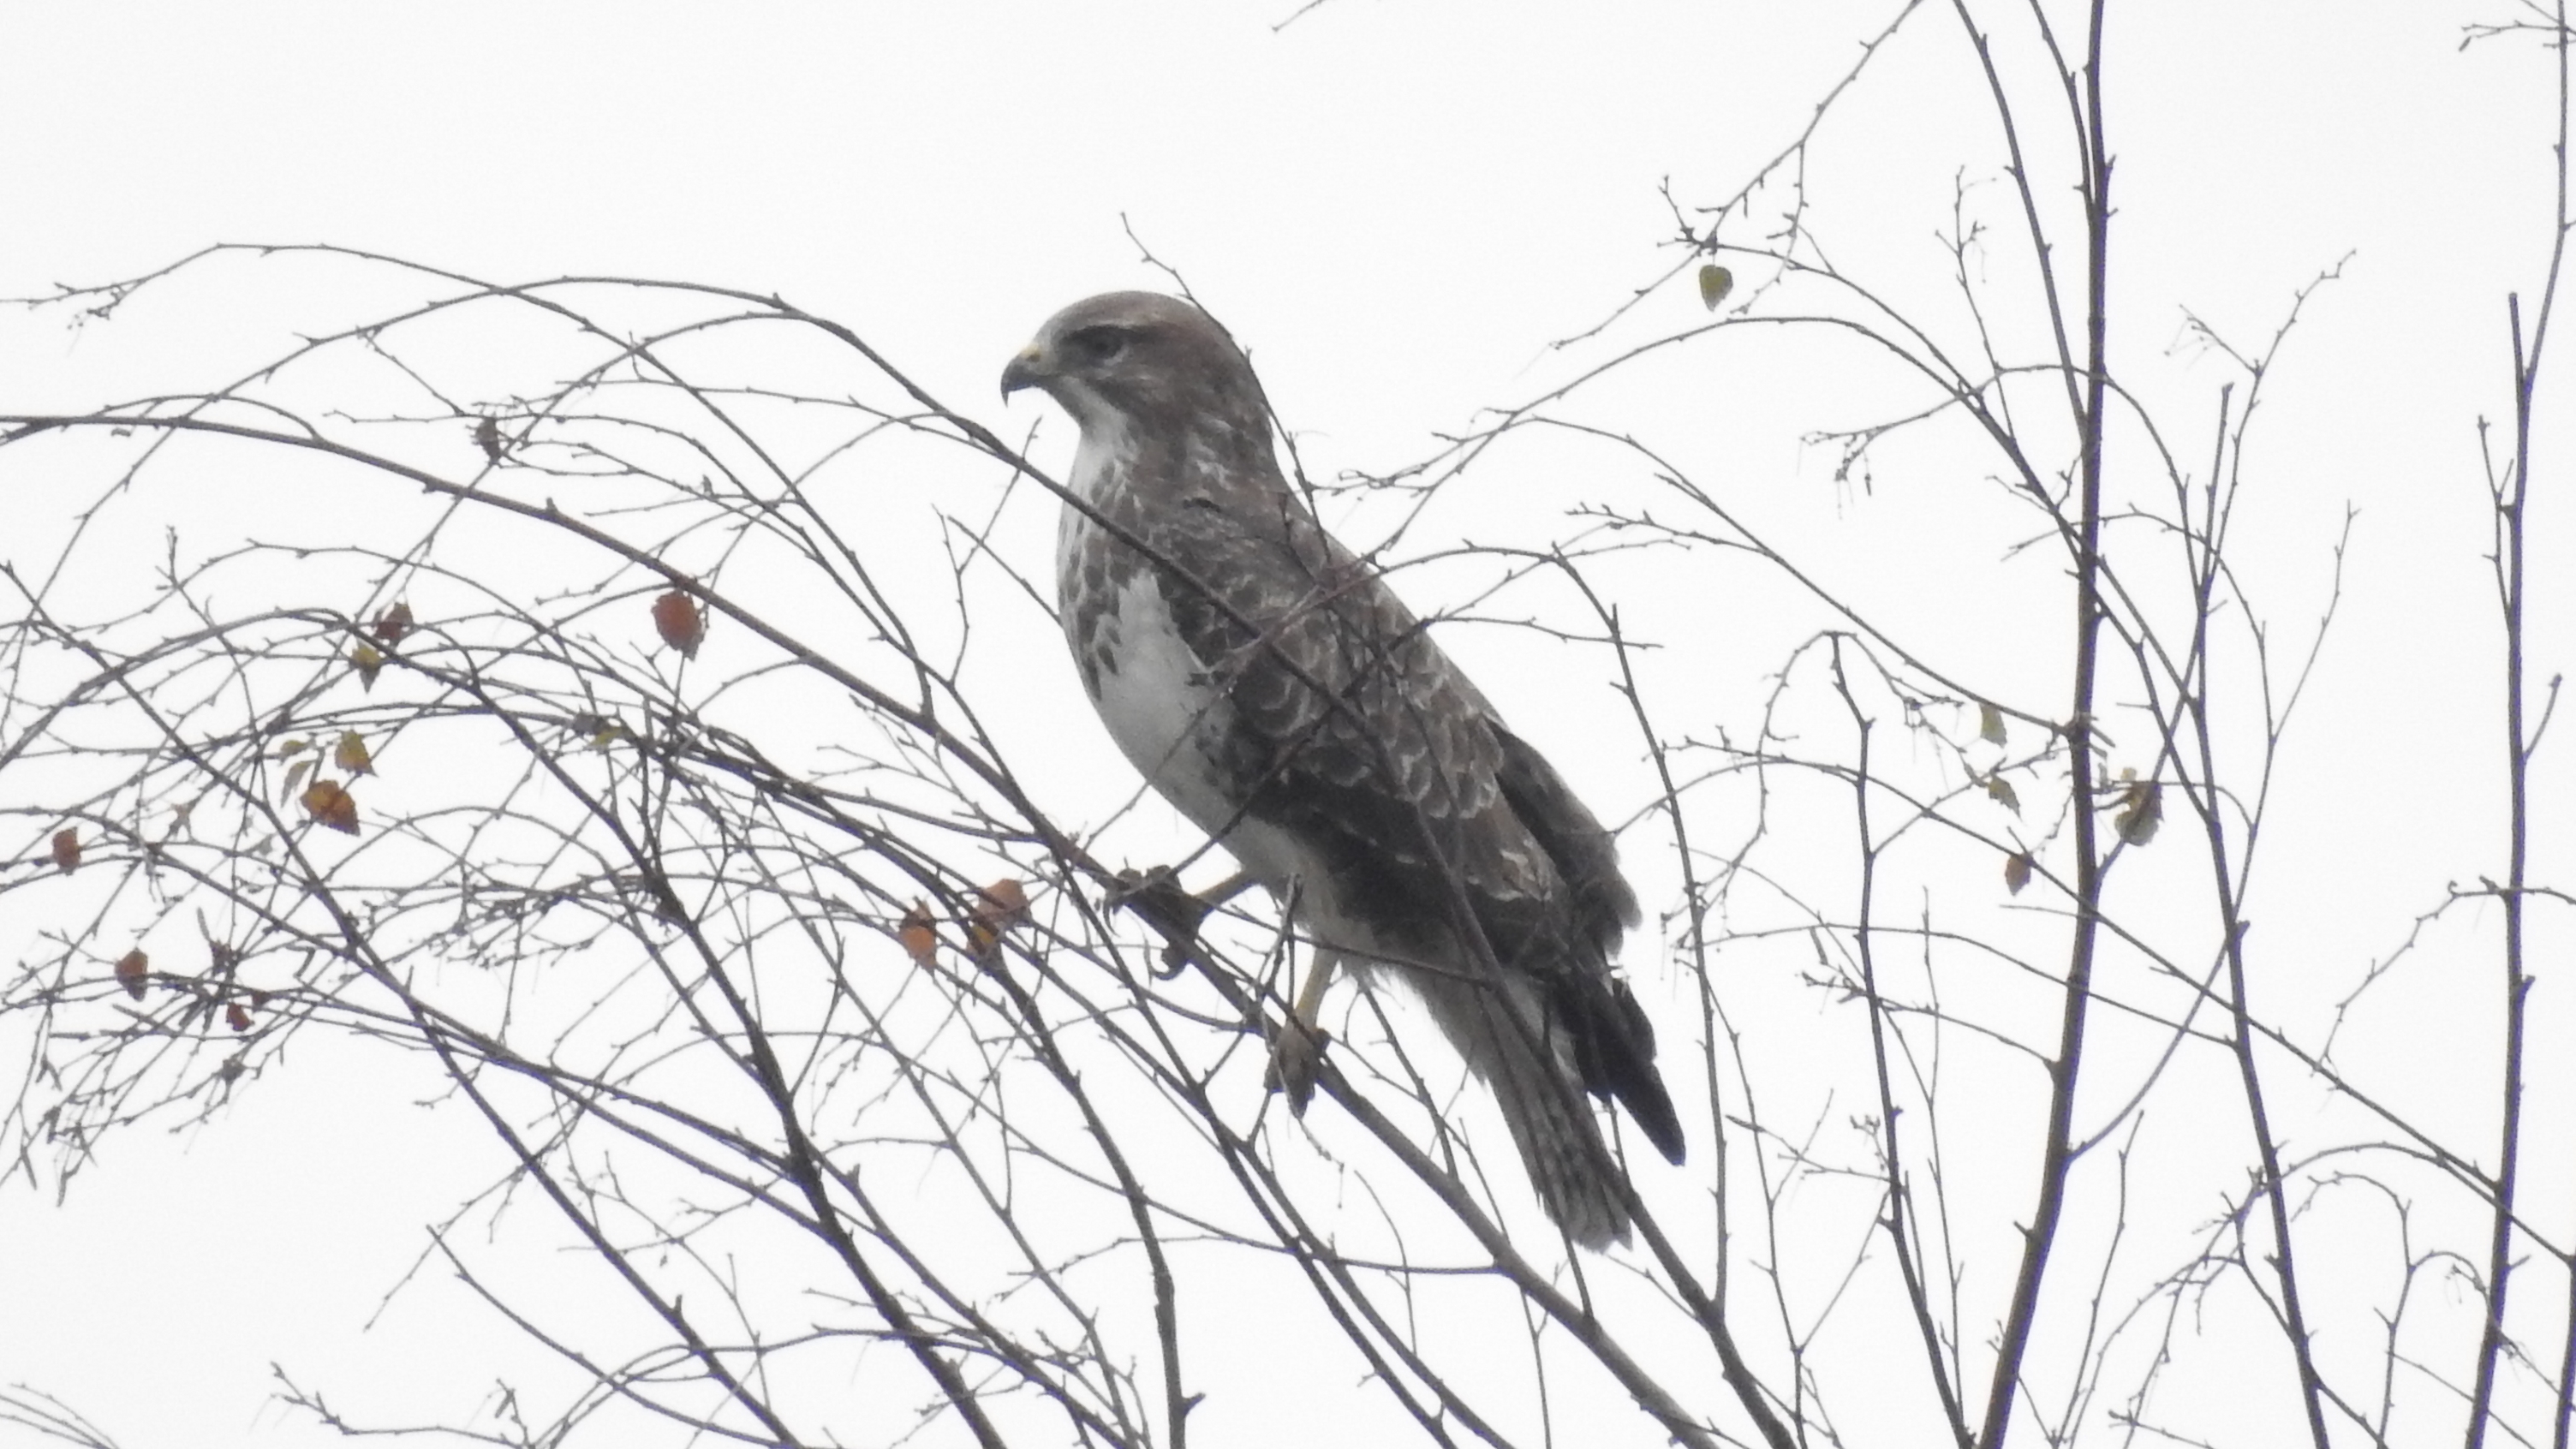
xmin=2 ymin=3 xmax=2568 ymax=1446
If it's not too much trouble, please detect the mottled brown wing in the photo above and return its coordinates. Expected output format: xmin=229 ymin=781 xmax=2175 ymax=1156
xmin=1134 ymin=484 xmax=1685 ymax=1164
xmin=1489 ymin=722 xmax=1642 ymax=957
xmin=1139 ymin=491 xmax=1546 ymax=943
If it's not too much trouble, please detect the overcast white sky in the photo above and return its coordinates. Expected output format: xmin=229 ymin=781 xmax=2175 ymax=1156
xmin=3 ymin=3 xmax=2570 ymax=1446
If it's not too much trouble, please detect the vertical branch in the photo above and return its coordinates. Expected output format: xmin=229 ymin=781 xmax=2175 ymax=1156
xmin=2179 ymin=385 xmax=2332 ymax=1449
xmin=1828 ymin=641 xmax=1974 ymax=1449
xmin=2468 ymin=293 xmax=2534 ymax=1449
xmin=1979 ymin=4 xmax=2112 ymax=1444
xmin=2479 ymin=10 xmax=2568 ymax=1442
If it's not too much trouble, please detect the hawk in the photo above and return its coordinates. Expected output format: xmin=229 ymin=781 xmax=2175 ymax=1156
xmin=1002 ymin=291 xmax=1684 ymax=1248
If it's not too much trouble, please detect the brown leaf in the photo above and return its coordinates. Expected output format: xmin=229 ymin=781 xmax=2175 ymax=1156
xmin=373 ymin=602 xmax=414 ymax=645
xmin=300 ymin=778 xmax=361 ymax=835
xmin=334 ymin=730 xmax=373 ymax=776
xmin=50 ymin=827 xmax=80 ymax=874
xmin=351 ymin=642 xmax=385 ymax=689
xmin=897 ymin=901 xmax=937 ymax=966
xmin=2111 ymin=775 xmax=2162 ymax=846
xmin=114 ymin=949 xmax=149 ymax=1000
xmin=224 ymin=1001 xmax=252 ymax=1033
xmin=653 ymin=589 xmax=705 ymax=659
xmin=2004 ymin=852 xmax=2033 ymax=896
xmin=967 ymin=879 xmax=1032 ymax=956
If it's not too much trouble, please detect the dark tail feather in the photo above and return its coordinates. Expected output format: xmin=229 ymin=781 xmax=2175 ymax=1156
xmin=1573 ymin=976 xmax=1686 ymax=1165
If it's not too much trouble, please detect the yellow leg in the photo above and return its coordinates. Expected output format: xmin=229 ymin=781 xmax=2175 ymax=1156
xmin=1265 ymin=951 xmax=1339 ymax=1115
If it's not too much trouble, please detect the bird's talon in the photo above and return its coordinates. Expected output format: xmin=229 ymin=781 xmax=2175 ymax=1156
xmin=1109 ymin=865 xmax=1213 ymax=945
xmin=1264 ymin=1019 xmax=1331 ymax=1116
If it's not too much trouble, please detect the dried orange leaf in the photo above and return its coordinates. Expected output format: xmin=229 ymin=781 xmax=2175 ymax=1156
xmin=224 ymin=1001 xmax=252 ymax=1033
xmin=334 ymin=730 xmax=373 ymax=775
xmin=300 ymin=778 xmax=360 ymax=836
xmin=653 ymin=589 xmax=705 ymax=659
xmin=1984 ymin=774 xmax=2020 ymax=814
xmin=2004 ymin=852 xmax=2033 ymax=895
xmin=50 ymin=827 xmax=80 ymax=874
xmin=978 ymin=878 xmax=1029 ymax=922
xmin=114 ymin=949 xmax=149 ymax=1000
xmin=2112 ymin=777 xmax=2162 ymax=846
xmin=1978 ymin=702 xmax=2007 ymax=746
xmin=373 ymin=601 xmax=414 ymax=645
xmin=351 ymin=642 xmax=385 ymax=689
xmin=897 ymin=901 xmax=937 ymax=966
xmin=967 ymin=879 xmax=1032 ymax=956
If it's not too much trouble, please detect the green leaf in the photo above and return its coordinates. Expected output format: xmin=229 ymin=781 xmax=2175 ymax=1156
xmin=1697 ymin=264 xmax=1734 ymax=310
xmin=2112 ymin=776 xmax=2162 ymax=845
xmin=1985 ymin=774 xmax=2020 ymax=814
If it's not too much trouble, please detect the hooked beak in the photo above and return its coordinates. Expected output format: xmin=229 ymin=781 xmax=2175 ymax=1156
xmin=999 ymin=345 xmax=1048 ymax=402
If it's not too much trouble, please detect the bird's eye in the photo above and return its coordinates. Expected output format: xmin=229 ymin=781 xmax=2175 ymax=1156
xmin=1070 ymin=327 xmax=1126 ymax=365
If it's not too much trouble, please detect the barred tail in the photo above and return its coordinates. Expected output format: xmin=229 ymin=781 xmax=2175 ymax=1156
xmin=1487 ymin=1045 xmax=1634 ymax=1249
xmin=1410 ymin=962 xmax=1638 ymax=1249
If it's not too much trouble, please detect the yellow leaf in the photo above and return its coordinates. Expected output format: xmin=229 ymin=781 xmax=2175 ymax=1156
xmin=1978 ymin=702 xmax=2007 ymax=746
xmin=2112 ymin=777 xmax=2162 ymax=845
xmin=333 ymin=730 xmax=373 ymax=775
xmin=1984 ymin=774 xmax=2020 ymax=814
xmin=351 ymin=642 xmax=384 ymax=689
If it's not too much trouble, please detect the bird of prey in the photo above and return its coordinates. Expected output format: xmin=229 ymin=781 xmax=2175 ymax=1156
xmin=1001 ymin=291 xmax=1684 ymax=1248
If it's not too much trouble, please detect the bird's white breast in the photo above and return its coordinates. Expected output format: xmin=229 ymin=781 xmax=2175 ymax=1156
xmin=1055 ymin=417 xmax=1130 ymax=597
xmin=1058 ymin=426 xmax=1307 ymax=888
xmin=1086 ymin=568 xmax=1242 ymax=832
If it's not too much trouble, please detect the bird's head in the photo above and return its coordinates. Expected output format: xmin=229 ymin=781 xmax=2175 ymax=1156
xmin=1001 ymin=291 xmax=1269 ymax=444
